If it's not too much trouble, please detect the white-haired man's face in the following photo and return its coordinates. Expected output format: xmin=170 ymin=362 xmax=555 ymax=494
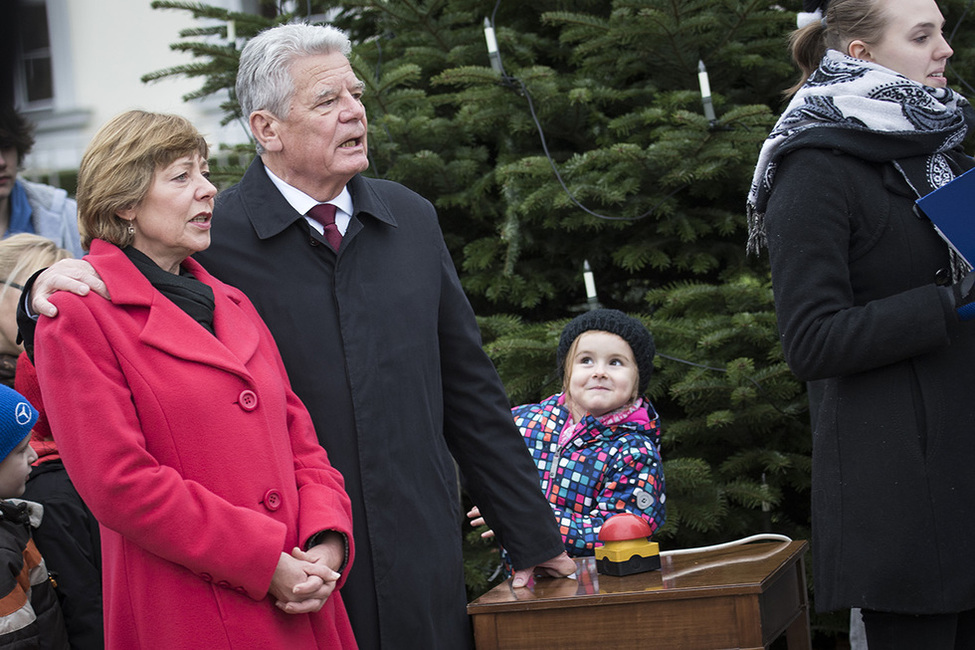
xmin=252 ymin=51 xmax=369 ymax=201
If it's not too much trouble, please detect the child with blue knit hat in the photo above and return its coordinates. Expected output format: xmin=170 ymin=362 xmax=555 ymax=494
xmin=469 ymin=308 xmax=666 ymax=559
xmin=0 ymin=383 xmax=68 ymax=647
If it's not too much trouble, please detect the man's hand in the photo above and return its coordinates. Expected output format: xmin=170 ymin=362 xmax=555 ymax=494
xmin=31 ymin=259 xmax=108 ymax=317
xmin=511 ymin=552 xmax=576 ymax=589
xmin=466 ymin=506 xmax=495 ymax=539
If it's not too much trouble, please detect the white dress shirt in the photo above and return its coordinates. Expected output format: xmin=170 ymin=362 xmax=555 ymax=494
xmin=263 ymin=165 xmax=353 ymax=236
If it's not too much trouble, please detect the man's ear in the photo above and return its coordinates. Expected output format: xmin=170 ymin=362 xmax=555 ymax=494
xmin=848 ymin=39 xmax=872 ymax=61
xmin=249 ymin=110 xmax=283 ymax=153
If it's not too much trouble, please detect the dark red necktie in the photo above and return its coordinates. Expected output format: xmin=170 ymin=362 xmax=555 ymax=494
xmin=307 ymin=203 xmax=342 ymax=251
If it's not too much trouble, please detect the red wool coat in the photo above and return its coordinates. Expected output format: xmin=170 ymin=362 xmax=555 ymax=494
xmin=33 ymin=240 xmax=356 ymax=649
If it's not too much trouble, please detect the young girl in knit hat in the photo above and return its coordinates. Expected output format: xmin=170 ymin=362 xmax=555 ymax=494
xmin=469 ymin=308 xmax=665 ymax=557
xmin=0 ymin=383 xmax=68 ymax=647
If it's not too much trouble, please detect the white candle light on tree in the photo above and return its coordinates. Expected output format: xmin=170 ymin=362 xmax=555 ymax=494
xmin=698 ymin=59 xmax=716 ymax=123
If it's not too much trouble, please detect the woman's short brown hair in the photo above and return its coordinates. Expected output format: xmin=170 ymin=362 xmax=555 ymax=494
xmin=76 ymin=110 xmax=209 ymax=251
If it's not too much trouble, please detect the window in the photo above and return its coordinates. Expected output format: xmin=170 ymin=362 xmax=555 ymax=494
xmin=16 ymin=0 xmax=54 ymax=108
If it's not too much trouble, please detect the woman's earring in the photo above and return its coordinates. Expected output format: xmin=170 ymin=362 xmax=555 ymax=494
xmin=127 ymin=223 xmax=135 ymax=235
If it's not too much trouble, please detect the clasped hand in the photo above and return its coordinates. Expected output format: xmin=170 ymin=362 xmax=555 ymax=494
xmin=269 ymin=546 xmax=341 ymax=614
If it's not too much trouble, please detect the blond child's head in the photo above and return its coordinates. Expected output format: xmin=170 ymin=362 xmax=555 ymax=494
xmin=0 ymin=234 xmax=72 ymax=356
xmin=0 ymin=384 xmax=37 ymax=499
xmin=556 ymin=309 xmax=655 ymax=421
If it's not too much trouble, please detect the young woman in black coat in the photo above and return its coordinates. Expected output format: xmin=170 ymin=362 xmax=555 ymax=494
xmin=748 ymin=0 xmax=975 ymax=647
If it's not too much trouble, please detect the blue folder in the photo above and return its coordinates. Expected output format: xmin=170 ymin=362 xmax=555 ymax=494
xmin=916 ymin=166 xmax=975 ymax=267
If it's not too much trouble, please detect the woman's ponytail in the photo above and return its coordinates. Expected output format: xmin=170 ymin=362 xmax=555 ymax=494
xmin=786 ymin=22 xmax=828 ymax=97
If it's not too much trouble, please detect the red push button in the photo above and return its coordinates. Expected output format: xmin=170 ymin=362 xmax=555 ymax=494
xmin=263 ymin=489 xmax=282 ymax=511
xmin=238 ymin=390 xmax=258 ymax=411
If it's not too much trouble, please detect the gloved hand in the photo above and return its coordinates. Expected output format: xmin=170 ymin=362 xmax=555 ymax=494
xmin=952 ymin=270 xmax=975 ymax=320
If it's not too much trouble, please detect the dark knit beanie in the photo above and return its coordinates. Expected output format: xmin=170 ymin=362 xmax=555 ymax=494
xmin=0 ymin=383 xmax=37 ymax=463
xmin=557 ymin=309 xmax=655 ymax=393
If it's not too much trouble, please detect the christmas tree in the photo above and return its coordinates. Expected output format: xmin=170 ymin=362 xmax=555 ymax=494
xmin=325 ymin=0 xmax=812 ymax=603
xmin=145 ymin=1 xmax=975 ymax=643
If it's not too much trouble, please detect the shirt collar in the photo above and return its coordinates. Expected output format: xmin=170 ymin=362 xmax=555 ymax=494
xmin=263 ymin=165 xmax=353 ymax=219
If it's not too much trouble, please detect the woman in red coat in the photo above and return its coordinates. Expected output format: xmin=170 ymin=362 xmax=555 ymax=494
xmin=32 ymin=110 xmax=357 ymax=649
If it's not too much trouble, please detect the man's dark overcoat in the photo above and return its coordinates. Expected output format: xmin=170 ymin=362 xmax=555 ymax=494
xmin=196 ymin=159 xmax=564 ymax=649
xmin=765 ymin=147 xmax=975 ymax=614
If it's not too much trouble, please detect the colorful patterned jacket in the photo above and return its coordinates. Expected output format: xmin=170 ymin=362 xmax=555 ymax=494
xmin=512 ymin=393 xmax=665 ymax=556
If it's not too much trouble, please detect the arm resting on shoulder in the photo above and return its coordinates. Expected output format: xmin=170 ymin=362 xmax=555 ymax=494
xmin=17 ymin=260 xmax=109 ymax=360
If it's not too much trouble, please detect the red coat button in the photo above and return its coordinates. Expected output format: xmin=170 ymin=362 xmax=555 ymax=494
xmin=263 ymin=490 xmax=282 ymax=511
xmin=238 ymin=390 xmax=258 ymax=411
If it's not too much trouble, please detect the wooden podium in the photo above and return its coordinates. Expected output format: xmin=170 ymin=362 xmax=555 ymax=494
xmin=467 ymin=540 xmax=810 ymax=650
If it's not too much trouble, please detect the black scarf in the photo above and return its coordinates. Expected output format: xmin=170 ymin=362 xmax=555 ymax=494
xmin=747 ymin=51 xmax=974 ymax=265
xmin=124 ymin=247 xmax=216 ymax=335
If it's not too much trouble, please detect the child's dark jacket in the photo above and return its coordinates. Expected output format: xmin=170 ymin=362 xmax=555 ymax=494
xmin=0 ymin=499 xmax=68 ymax=648
xmin=22 ymin=460 xmax=101 ymax=650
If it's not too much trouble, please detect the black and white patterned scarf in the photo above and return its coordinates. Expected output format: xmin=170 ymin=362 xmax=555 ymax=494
xmin=747 ymin=50 xmax=973 ymax=260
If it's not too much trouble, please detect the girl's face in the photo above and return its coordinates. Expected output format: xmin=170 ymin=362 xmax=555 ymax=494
xmin=850 ymin=0 xmax=953 ymax=87
xmin=565 ymin=331 xmax=638 ymax=422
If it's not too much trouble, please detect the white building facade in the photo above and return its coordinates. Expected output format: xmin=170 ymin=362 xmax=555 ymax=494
xmin=12 ymin=0 xmax=257 ymax=178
